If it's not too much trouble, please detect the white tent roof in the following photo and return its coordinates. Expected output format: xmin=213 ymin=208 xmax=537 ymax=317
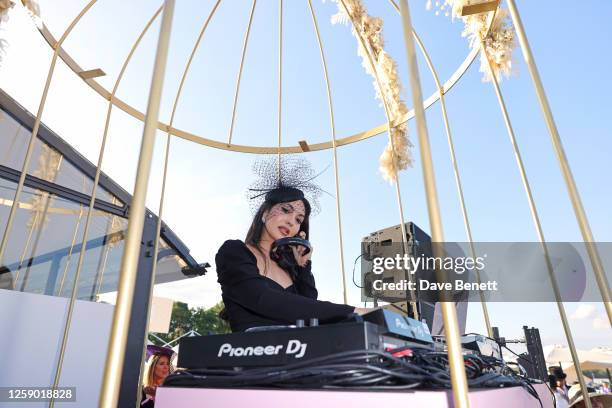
xmin=544 ymin=345 xmax=612 ymax=365
xmin=544 ymin=344 xmax=612 ymax=383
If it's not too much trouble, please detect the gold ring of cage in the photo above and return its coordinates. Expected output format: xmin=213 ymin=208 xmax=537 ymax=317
xmin=31 ymin=0 xmax=489 ymax=154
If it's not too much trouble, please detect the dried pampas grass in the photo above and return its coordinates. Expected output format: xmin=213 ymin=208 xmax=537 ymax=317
xmin=329 ymin=0 xmax=413 ymax=182
xmin=0 ymin=0 xmax=15 ymax=23
xmin=22 ymin=0 xmax=41 ymax=28
xmin=0 ymin=0 xmax=14 ymax=66
xmin=429 ymin=0 xmax=516 ymax=82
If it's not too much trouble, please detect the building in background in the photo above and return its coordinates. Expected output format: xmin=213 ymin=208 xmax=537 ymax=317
xmin=0 ymin=88 xmax=207 ymax=407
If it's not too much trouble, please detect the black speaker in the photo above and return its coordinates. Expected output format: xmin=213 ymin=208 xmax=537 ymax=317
xmin=522 ymin=326 xmax=548 ymax=382
xmin=361 ymin=222 xmax=461 ymax=333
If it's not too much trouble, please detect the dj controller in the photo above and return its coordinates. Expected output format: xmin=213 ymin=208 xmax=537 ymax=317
xmin=178 ymin=309 xmax=435 ymax=369
xmin=165 ymin=307 xmax=544 ymax=407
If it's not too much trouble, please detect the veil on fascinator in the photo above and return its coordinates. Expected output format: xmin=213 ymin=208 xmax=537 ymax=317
xmin=247 ymin=155 xmax=332 ymax=215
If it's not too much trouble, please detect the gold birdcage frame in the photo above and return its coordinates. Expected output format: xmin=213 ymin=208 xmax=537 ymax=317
xmin=0 ymin=1 xmax=609 ymax=407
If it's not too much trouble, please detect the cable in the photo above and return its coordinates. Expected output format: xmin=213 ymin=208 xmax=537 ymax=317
xmin=165 ymin=347 xmax=546 ymax=403
xmin=351 ymin=253 xmax=364 ymax=288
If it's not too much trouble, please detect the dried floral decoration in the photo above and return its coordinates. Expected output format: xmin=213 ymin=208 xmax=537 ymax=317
xmin=0 ymin=0 xmax=39 ymax=25
xmin=328 ymin=0 xmax=413 ymax=182
xmin=0 ymin=0 xmax=15 ymax=65
xmin=0 ymin=0 xmax=15 ymax=23
xmin=22 ymin=0 xmax=41 ymax=28
xmin=430 ymin=0 xmax=515 ymax=82
xmin=0 ymin=1 xmax=41 ymax=66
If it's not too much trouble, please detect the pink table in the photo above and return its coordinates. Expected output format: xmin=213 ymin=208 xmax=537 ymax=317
xmin=157 ymin=383 xmax=553 ymax=407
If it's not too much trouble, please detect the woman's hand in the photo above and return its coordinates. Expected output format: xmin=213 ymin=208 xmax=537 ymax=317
xmin=143 ymin=385 xmax=157 ymax=398
xmin=291 ymin=231 xmax=312 ymax=267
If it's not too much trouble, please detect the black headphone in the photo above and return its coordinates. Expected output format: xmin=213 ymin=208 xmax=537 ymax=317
xmin=270 ymin=237 xmax=312 ymax=276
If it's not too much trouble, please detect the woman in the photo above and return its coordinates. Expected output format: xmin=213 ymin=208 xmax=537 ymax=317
xmin=141 ymin=345 xmax=174 ymax=407
xmin=216 ymin=185 xmax=369 ymax=332
xmin=550 ymin=367 xmax=570 ymax=408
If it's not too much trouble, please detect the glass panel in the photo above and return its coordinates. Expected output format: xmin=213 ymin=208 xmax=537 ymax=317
xmin=0 ymin=108 xmax=122 ymax=205
xmin=0 ymin=178 xmax=127 ymax=300
xmin=154 ymin=237 xmax=188 ymax=285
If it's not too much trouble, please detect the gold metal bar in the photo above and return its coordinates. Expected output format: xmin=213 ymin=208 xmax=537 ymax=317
xmin=413 ymin=29 xmax=493 ymax=337
xmin=228 ymin=0 xmax=256 ymax=145
xmin=52 ymin=7 xmax=163 ymax=408
xmin=91 ymin=214 xmax=114 ymax=300
xmin=298 ymin=140 xmax=310 ymax=152
xmin=56 ymin=203 xmax=84 ymax=296
xmin=506 ymin=0 xmax=611 ymax=326
xmin=20 ymin=190 xmax=54 ymax=292
xmin=136 ymin=1 xmax=222 ymax=403
xmin=48 ymin=7 xmax=164 ymax=407
xmin=398 ymin=1 xmax=469 ymax=407
xmin=12 ymin=211 xmax=38 ymax=290
xmin=460 ymin=1 xmax=499 ymax=16
xmin=57 ymin=174 xmax=88 ymax=297
xmin=31 ymin=8 xmax=480 ymax=155
xmin=307 ymin=0 xmax=348 ymax=304
xmin=78 ymin=68 xmax=106 ymax=79
xmin=99 ymin=1 xmax=175 ymax=405
xmin=277 ymin=0 xmax=283 ymax=179
xmin=0 ymin=0 xmax=98 ymax=268
xmin=338 ymin=0 xmax=417 ymax=318
xmin=388 ymin=0 xmax=494 ymax=337
xmin=480 ymin=37 xmax=593 ymax=408
xmin=22 ymin=153 xmax=62 ymax=292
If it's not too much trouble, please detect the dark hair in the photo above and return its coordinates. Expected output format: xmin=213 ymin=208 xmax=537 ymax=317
xmin=245 ymin=187 xmax=311 ymax=273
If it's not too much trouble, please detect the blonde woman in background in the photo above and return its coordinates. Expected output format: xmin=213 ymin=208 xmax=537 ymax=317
xmin=141 ymin=345 xmax=174 ymax=407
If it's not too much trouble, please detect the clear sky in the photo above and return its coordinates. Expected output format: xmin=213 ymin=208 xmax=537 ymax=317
xmin=1 ymin=0 xmax=610 ymax=353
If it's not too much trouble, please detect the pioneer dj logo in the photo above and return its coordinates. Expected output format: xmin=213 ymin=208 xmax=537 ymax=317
xmin=217 ymin=339 xmax=308 ymax=359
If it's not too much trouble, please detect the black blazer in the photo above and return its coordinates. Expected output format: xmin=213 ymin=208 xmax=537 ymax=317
xmin=216 ymin=240 xmax=354 ymax=332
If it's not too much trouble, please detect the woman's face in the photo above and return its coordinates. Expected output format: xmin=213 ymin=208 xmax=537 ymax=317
xmin=263 ymin=200 xmax=306 ymax=240
xmin=154 ymin=355 xmax=170 ymax=382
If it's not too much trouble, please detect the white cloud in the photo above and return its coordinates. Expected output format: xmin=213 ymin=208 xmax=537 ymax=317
xmin=570 ymin=304 xmax=596 ymax=320
xmin=592 ymin=314 xmax=610 ymax=330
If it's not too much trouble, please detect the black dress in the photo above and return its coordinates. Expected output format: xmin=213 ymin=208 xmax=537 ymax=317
xmin=140 ymin=389 xmax=154 ymax=407
xmin=216 ymin=240 xmax=354 ymax=332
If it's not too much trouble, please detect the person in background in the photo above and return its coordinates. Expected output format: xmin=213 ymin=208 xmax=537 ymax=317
xmin=549 ymin=367 xmax=570 ymax=408
xmin=141 ymin=345 xmax=174 ymax=407
xmin=550 ymin=373 xmax=569 ymax=408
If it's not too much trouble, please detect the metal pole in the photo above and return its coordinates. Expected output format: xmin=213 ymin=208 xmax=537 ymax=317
xmin=277 ymin=0 xmax=283 ymax=180
xmin=228 ymin=0 xmax=256 ymax=145
xmin=480 ymin=37 xmax=593 ymax=408
xmin=338 ymin=0 xmax=418 ymax=319
xmin=48 ymin=7 xmax=163 ymax=407
xmin=98 ymin=1 xmax=175 ymax=406
xmin=398 ymin=1 xmax=469 ymax=407
xmin=409 ymin=25 xmax=493 ymax=337
xmin=307 ymin=0 xmax=349 ymax=304
xmin=136 ymin=1 xmax=221 ymax=404
xmin=506 ymin=0 xmax=611 ymax=326
xmin=0 ymin=0 xmax=98 ymax=267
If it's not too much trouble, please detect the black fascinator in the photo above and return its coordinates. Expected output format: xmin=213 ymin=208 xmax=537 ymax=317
xmin=247 ymin=155 xmax=330 ymax=215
